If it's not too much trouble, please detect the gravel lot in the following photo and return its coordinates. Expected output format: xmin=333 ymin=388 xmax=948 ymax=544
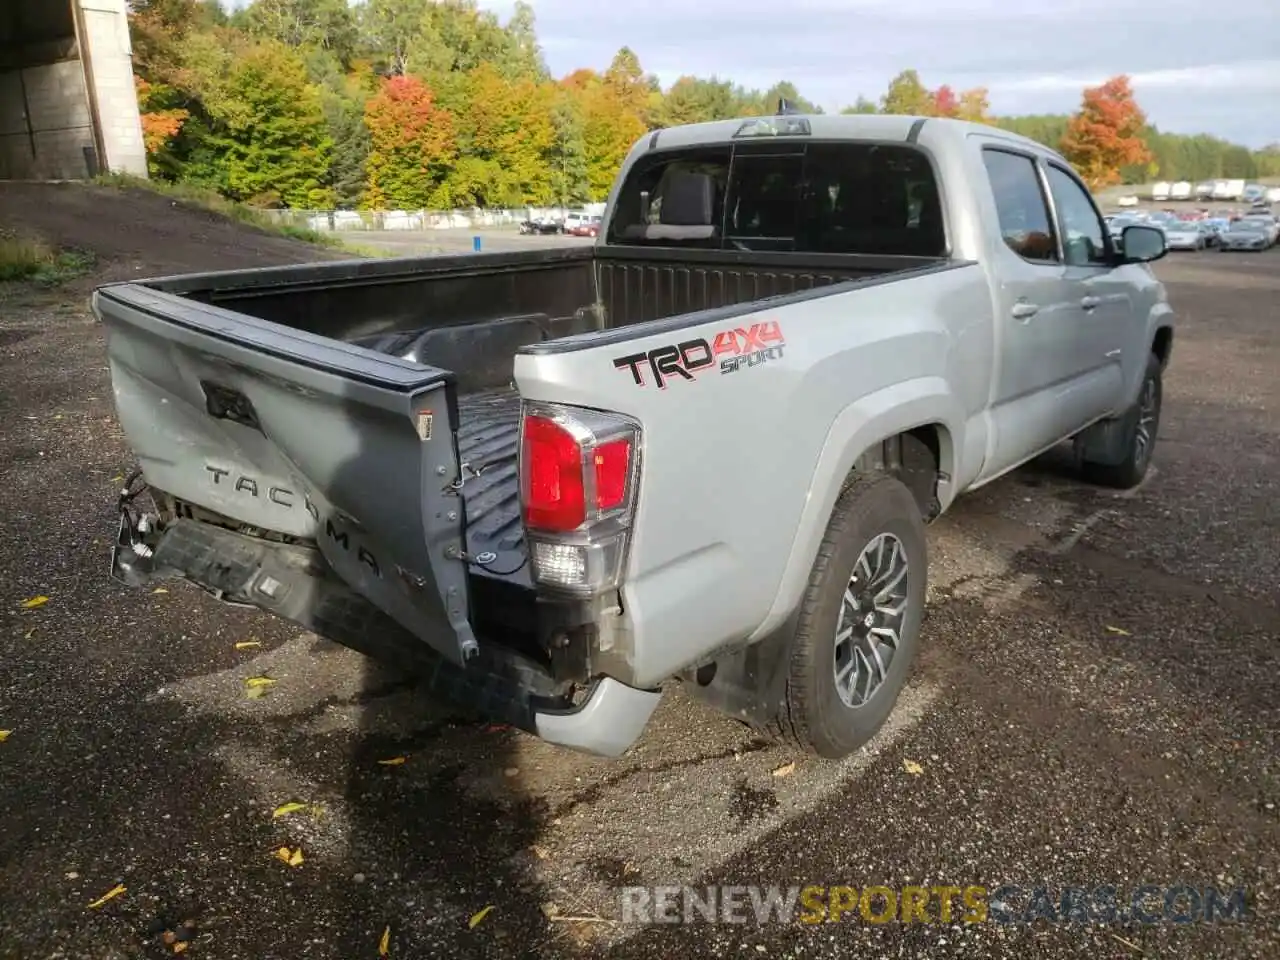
xmin=1 ymin=183 xmax=1277 ymax=959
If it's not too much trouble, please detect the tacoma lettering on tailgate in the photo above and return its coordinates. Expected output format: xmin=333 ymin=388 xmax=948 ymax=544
xmin=612 ymin=321 xmax=785 ymax=389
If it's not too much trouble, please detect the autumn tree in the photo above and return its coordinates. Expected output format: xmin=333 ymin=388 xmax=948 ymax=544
xmin=880 ymin=69 xmax=932 ymax=115
xmin=449 ymin=64 xmax=557 ymax=206
xmin=931 ymin=84 xmax=958 ymax=117
xmin=955 ymin=87 xmax=991 ymax=124
xmin=1060 ymin=75 xmax=1152 ymax=189
xmin=363 ymin=74 xmax=457 ymax=209
xmin=571 ymin=72 xmax=646 ymax=199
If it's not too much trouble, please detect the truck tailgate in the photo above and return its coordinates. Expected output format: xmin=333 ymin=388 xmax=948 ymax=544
xmin=95 ymin=281 xmax=478 ymax=664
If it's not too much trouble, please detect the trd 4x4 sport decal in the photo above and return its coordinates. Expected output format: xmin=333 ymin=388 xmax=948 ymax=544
xmin=612 ymin=321 xmax=786 ymax=389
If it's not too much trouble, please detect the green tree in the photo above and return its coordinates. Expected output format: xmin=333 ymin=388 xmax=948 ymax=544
xmin=244 ymin=0 xmax=357 ymax=64
xmin=207 ymin=40 xmax=334 ymax=207
xmin=840 ymin=97 xmax=878 ymax=114
xmin=548 ymin=93 xmax=590 ymax=207
xmin=763 ymin=81 xmax=820 ymax=114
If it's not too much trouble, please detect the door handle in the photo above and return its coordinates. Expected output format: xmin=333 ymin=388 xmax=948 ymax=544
xmin=1011 ymin=300 xmax=1038 ymax=320
xmin=1080 ymin=296 xmax=1100 ymax=311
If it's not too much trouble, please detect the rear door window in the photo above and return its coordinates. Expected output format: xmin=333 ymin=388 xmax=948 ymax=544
xmin=981 ymin=149 xmax=1058 ymax=263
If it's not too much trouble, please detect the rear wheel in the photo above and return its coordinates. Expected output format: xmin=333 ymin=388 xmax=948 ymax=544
xmin=767 ymin=474 xmax=927 ymax=758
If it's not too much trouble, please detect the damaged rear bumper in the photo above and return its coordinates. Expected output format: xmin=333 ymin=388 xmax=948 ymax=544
xmin=111 ymin=512 xmax=659 ymax=757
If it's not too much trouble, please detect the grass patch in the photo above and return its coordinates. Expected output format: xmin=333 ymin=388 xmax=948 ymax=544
xmin=0 ymin=232 xmax=96 ymax=287
xmin=93 ymin=173 xmax=386 ymax=257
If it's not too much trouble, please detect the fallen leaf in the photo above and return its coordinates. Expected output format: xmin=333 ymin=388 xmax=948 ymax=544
xmin=274 ymin=846 xmax=304 ymax=867
xmin=377 ymin=756 xmax=407 ymax=766
xmin=771 ymin=761 xmax=796 ymax=778
xmin=245 ymin=686 xmax=267 ymax=700
xmin=152 ymin=588 xmax=168 ymax=595
xmin=245 ymin=677 xmax=277 ymax=689
xmin=24 ymin=629 xmax=35 ymax=639
xmin=20 ymin=596 xmax=49 ymax=609
xmin=530 ymin=844 xmax=551 ymax=860
xmin=172 ymin=943 xmax=189 ymax=955
xmin=272 ymin=802 xmax=309 ymax=819
xmin=109 ymin=475 xmax=123 ymax=484
xmin=234 ymin=641 xmax=261 ymax=650
xmin=468 ymin=905 xmax=495 ymax=929
xmin=289 ymin=848 xmax=304 ymax=867
xmin=378 ymin=925 xmax=391 ymax=956
xmin=903 ymin=759 xmax=924 ymax=776
xmin=1105 ymin=625 xmax=1132 ymax=636
xmin=0 ymin=731 xmax=10 ymax=743
xmin=540 ymin=902 xmax=560 ymax=919
xmin=87 ymin=883 xmax=127 ymax=909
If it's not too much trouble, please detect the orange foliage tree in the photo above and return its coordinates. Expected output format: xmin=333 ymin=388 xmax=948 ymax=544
xmin=1060 ymin=75 xmax=1152 ymax=189
xmin=135 ymin=77 xmax=189 ymax=155
xmin=931 ymin=85 xmax=958 ymax=117
xmin=575 ymin=81 xmax=646 ymax=200
xmin=363 ymin=74 xmax=457 ymax=210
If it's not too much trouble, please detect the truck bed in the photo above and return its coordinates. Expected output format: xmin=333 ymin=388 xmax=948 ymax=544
xmin=455 ymin=387 xmax=526 ymax=587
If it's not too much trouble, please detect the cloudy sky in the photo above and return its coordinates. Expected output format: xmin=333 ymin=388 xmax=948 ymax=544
xmin=221 ymin=0 xmax=1280 ymax=146
xmin=476 ymin=0 xmax=1280 ymax=147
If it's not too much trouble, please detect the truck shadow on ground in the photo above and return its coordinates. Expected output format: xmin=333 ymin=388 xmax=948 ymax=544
xmin=333 ymin=655 xmax=560 ymax=959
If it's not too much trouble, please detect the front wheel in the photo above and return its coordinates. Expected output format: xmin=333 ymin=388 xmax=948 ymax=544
xmin=767 ymin=474 xmax=927 ymax=759
xmin=1082 ymin=352 xmax=1163 ymax=489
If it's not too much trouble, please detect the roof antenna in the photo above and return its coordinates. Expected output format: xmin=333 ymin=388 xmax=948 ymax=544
xmin=776 ymin=98 xmax=802 ymax=116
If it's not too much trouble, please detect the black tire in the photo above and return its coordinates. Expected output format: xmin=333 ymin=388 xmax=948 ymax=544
xmin=1083 ymin=352 xmax=1163 ymax=489
xmin=767 ymin=473 xmax=927 ymax=759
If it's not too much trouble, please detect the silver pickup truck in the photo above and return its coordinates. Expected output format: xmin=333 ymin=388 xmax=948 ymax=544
xmin=95 ymin=112 xmax=1174 ymax=759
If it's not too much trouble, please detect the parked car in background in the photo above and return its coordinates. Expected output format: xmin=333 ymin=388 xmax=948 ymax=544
xmin=519 ymin=216 xmax=564 ymax=235
xmin=1238 ymin=213 xmax=1279 ymax=246
xmin=1202 ymin=219 xmax=1230 ymax=246
xmin=1241 ymin=184 xmax=1269 ymax=205
xmin=1220 ymin=219 xmax=1271 ymax=251
xmin=566 ymin=215 xmax=603 ymax=238
xmin=1163 ymin=221 xmax=1209 ymax=251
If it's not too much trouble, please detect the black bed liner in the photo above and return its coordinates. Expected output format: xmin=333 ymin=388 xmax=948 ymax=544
xmin=456 ymin=387 xmax=527 ymax=586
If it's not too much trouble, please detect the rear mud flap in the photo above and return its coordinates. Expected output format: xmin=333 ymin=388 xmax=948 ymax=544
xmin=113 ymin=518 xmax=561 ymax=733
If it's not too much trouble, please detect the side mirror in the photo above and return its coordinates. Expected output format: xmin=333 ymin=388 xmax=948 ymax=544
xmin=1121 ymin=224 xmax=1167 ymax=263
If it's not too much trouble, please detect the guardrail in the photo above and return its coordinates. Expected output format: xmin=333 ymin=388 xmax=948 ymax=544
xmin=257 ymin=207 xmax=604 ymax=232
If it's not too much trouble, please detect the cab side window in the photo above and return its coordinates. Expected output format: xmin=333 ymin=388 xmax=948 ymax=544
xmin=981 ymin=149 xmax=1058 ymax=263
xmin=1045 ymin=165 xmax=1110 ymax=266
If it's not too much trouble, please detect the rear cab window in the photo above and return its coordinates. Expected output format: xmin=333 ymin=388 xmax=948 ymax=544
xmin=606 ymin=140 xmax=947 ymax=257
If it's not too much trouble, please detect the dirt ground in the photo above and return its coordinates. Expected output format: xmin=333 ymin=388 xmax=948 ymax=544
xmin=0 ymin=181 xmax=348 ymax=283
xmin=0 ymin=182 xmax=1277 ymax=960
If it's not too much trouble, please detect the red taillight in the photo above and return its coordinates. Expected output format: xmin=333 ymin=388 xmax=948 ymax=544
xmin=521 ymin=409 xmax=637 ymax=533
xmin=522 ymin=415 xmax=585 ymax=531
xmin=593 ymin=438 xmax=631 ymax=511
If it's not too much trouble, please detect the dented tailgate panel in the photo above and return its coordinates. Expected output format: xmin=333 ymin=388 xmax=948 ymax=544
xmin=96 ymin=282 xmax=478 ymax=664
